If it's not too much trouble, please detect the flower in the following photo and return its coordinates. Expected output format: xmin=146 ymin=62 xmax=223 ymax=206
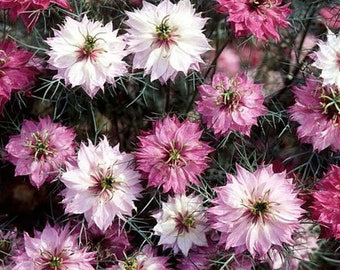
xmin=46 ymin=15 xmax=128 ymax=98
xmin=61 ymin=136 xmax=143 ymax=232
xmin=311 ymin=165 xmax=340 ymax=239
xmin=110 ymin=245 xmax=169 ymax=270
xmin=125 ymin=0 xmax=212 ymax=84
xmin=215 ymin=0 xmax=292 ymax=42
xmin=152 ymin=193 xmax=209 ymax=256
xmin=0 ymin=228 xmax=23 ymax=268
xmin=312 ymin=29 xmax=340 ymax=88
xmin=288 ymin=76 xmax=340 ymax=152
xmin=12 ymin=223 xmax=95 ymax=269
xmin=208 ymin=164 xmax=304 ymax=259
xmin=0 ymin=0 xmax=71 ymax=32
xmin=0 ymin=39 xmax=40 ymax=114
xmin=5 ymin=115 xmax=76 ymax=188
xmin=134 ymin=115 xmax=213 ymax=194
xmin=196 ymin=72 xmax=267 ymax=137
xmin=318 ymin=5 xmax=340 ymax=29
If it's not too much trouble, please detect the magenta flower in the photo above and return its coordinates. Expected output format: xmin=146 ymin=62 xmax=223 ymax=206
xmin=311 ymin=165 xmax=340 ymax=239
xmin=196 ymin=72 xmax=267 ymax=137
xmin=208 ymin=164 xmax=304 ymax=259
xmin=153 ymin=193 xmax=209 ymax=256
xmin=125 ymin=0 xmax=212 ymax=84
xmin=0 ymin=39 xmax=40 ymax=114
xmin=289 ymin=76 xmax=340 ymax=152
xmin=12 ymin=223 xmax=95 ymax=270
xmin=215 ymin=0 xmax=292 ymax=42
xmin=135 ymin=115 xmax=213 ymax=194
xmin=5 ymin=115 xmax=76 ymax=188
xmin=0 ymin=0 xmax=71 ymax=32
xmin=61 ymin=136 xmax=143 ymax=232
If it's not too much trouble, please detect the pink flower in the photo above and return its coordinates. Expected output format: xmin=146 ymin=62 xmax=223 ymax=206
xmin=208 ymin=164 xmax=304 ymax=259
xmin=0 ymin=39 xmax=40 ymax=113
xmin=135 ymin=115 xmax=213 ymax=194
xmin=196 ymin=72 xmax=267 ymax=137
xmin=61 ymin=136 xmax=143 ymax=232
xmin=0 ymin=0 xmax=71 ymax=32
xmin=110 ymin=245 xmax=169 ymax=270
xmin=311 ymin=165 xmax=340 ymax=239
xmin=312 ymin=29 xmax=340 ymax=88
xmin=318 ymin=5 xmax=340 ymax=29
xmin=125 ymin=0 xmax=212 ymax=84
xmin=46 ymin=15 xmax=128 ymax=98
xmin=152 ymin=193 xmax=209 ymax=256
xmin=12 ymin=223 xmax=95 ymax=269
xmin=215 ymin=0 xmax=292 ymax=42
xmin=289 ymin=76 xmax=340 ymax=152
xmin=5 ymin=115 xmax=76 ymax=188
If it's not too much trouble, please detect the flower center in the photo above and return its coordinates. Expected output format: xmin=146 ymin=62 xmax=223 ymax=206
xmin=165 ymin=142 xmax=187 ymax=167
xmin=215 ymin=81 xmax=241 ymax=109
xmin=83 ymin=34 xmax=97 ymax=55
xmin=320 ymin=87 xmax=340 ymax=121
xmin=25 ymin=132 xmax=53 ymax=160
xmin=156 ymin=16 xmax=172 ymax=41
xmin=251 ymin=199 xmax=269 ymax=217
xmin=49 ymin=255 xmax=63 ymax=269
xmin=0 ymin=239 xmax=11 ymax=260
xmin=100 ymin=175 xmax=116 ymax=191
xmin=175 ymin=212 xmax=196 ymax=234
xmin=250 ymin=0 xmax=272 ymax=9
xmin=123 ymin=257 xmax=138 ymax=270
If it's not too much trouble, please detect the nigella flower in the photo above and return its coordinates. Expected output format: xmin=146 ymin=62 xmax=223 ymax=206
xmin=5 ymin=115 xmax=76 ymax=188
xmin=0 ymin=0 xmax=71 ymax=32
xmin=152 ymin=194 xmax=209 ymax=256
xmin=12 ymin=223 xmax=95 ymax=269
xmin=125 ymin=0 xmax=212 ymax=84
xmin=288 ymin=76 xmax=340 ymax=152
xmin=208 ymin=164 xmax=304 ymax=259
xmin=110 ymin=245 xmax=169 ymax=270
xmin=135 ymin=115 xmax=213 ymax=194
xmin=311 ymin=165 xmax=340 ymax=238
xmin=312 ymin=29 xmax=340 ymax=88
xmin=0 ymin=229 xmax=22 ymax=268
xmin=215 ymin=0 xmax=292 ymax=42
xmin=46 ymin=15 xmax=128 ymax=98
xmin=0 ymin=39 xmax=40 ymax=114
xmin=196 ymin=72 xmax=267 ymax=137
xmin=61 ymin=136 xmax=143 ymax=232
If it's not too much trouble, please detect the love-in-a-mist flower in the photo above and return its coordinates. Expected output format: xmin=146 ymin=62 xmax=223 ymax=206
xmin=152 ymin=194 xmax=209 ymax=256
xmin=12 ymin=223 xmax=95 ymax=270
xmin=61 ymin=136 xmax=143 ymax=232
xmin=0 ymin=0 xmax=71 ymax=32
xmin=135 ymin=115 xmax=213 ymax=194
xmin=110 ymin=245 xmax=169 ymax=270
xmin=0 ymin=39 xmax=40 ymax=114
xmin=312 ymin=29 xmax=340 ymax=88
xmin=215 ymin=0 xmax=292 ymax=42
xmin=289 ymin=76 xmax=340 ymax=152
xmin=311 ymin=165 xmax=340 ymax=239
xmin=196 ymin=72 xmax=267 ymax=137
xmin=5 ymin=115 xmax=76 ymax=188
xmin=125 ymin=0 xmax=212 ymax=84
xmin=46 ymin=15 xmax=128 ymax=98
xmin=208 ymin=164 xmax=304 ymax=259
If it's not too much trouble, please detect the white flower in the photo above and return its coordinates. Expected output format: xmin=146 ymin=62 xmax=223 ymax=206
xmin=152 ymin=194 xmax=209 ymax=256
xmin=312 ymin=29 xmax=340 ymax=88
xmin=125 ymin=0 xmax=212 ymax=84
xmin=46 ymin=15 xmax=128 ymax=98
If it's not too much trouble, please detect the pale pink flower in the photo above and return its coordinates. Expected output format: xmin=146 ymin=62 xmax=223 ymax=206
xmin=12 ymin=223 xmax=95 ymax=270
xmin=46 ymin=15 xmax=128 ymax=98
xmin=208 ymin=164 xmax=304 ymax=259
xmin=196 ymin=72 xmax=267 ymax=137
xmin=110 ymin=245 xmax=169 ymax=270
xmin=215 ymin=0 xmax=292 ymax=42
xmin=0 ymin=228 xmax=23 ymax=268
xmin=311 ymin=165 xmax=340 ymax=239
xmin=125 ymin=0 xmax=212 ymax=84
xmin=289 ymin=76 xmax=340 ymax=152
xmin=0 ymin=39 xmax=40 ymax=113
xmin=0 ymin=0 xmax=71 ymax=32
xmin=5 ymin=115 xmax=76 ymax=188
xmin=152 ymin=193 xmax=209 ymax=256
xmin=61 ymin=136 xmax=143 ymax=232
xmin=312 ymin=29 xmax=340 ymax=88
xmin=134 ymin=115 xmax=213 ymax=194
